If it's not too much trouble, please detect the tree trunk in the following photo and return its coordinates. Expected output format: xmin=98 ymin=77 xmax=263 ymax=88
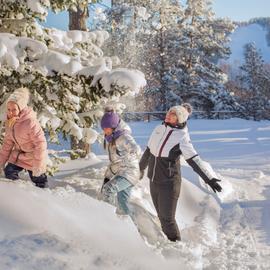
xmin=68 ymin=4 xmax=90 ymax=159
xmin=68 ymin=6 xmax=89 ymax=31
xmin=70 ymin=135 xmax=90 ymax=159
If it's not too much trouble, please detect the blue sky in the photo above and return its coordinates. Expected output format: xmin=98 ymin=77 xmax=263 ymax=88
xmin=44 ymin=0 xmax=270 ymax=30
xmin=212 ymin=0 xmax=270 ymax=21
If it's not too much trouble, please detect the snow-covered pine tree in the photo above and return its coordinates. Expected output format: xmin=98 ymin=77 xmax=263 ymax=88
xmin=99 ymin=0 xmax=152 ymax=70
xmin=65 ymin=0 xmax=99 ymax=158
xmin=97 ymin=0 xmax=184 ymax=112
xmin=92 ymin=1 xmax=149 ymax=112
xmin=93 ymin=0 xmax=238 ymax=115
xmin=167 ymin=0 xmax=238 ymax=116
xmin=237 ymin=42 xmax=270 ymax=120
xmin=0 ymin=0 xmax=146 ymax=169
xmin=144 ymin=0 xmax=184 ymax=111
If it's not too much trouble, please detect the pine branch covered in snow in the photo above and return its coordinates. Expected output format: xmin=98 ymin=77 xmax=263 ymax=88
xmin=0 ymin=31 xmax=146 ymax=139
xmin=0 ymin=2 xmax=146 ymax=163
xmin=0 ymin=0 xmax=49 ymax=21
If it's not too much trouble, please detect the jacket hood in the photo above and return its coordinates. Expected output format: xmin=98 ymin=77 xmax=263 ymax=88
xmin=17 ymin=107 xmax=37 ymax=123
xmin=116 ymin=119 xmax=132 ymax=134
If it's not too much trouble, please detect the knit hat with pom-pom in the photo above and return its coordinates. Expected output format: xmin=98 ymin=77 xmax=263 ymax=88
xmin=7 ymin=87 xmax=30 ymax=111
xmin=100 ymin=111 xmax=120 ymax=129
xmin=168 ymin=103 xmax=193 ymax=124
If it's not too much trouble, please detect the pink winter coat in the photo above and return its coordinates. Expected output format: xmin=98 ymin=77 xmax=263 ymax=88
xmin=0 ymin=107 xmax=47 ymax=173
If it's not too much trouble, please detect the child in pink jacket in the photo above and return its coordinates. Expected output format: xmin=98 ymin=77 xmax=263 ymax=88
xmin=0 ymin=87 xmax=48 ymax=188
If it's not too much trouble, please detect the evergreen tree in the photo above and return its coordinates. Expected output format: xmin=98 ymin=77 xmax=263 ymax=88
xmin=93 ymin=0 xmax=238 ymax=115
xmin=66 ymin=0 xmax=99 ymax=158
xmin=98 ymin=0 xmax=184 ymax=111
xmin=168 ymin=0 xmax=237 ymax=115
xmin=145 ymin=0 xmax=184 ymax=111
xmin=0 ymin=0 xmax=146 ymax=168
xmin=237 ymin=42 xmax=270 ymax=120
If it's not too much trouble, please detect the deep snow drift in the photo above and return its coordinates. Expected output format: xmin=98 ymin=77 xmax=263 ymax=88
xmin=0 ymin=118 xmax=270 ymax=269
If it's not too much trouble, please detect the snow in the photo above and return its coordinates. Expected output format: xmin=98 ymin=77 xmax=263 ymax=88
xmin=136 ymin=7 xmax=151 ymax=21
xmin=0 ymin=30 xmax=146 ymax=93
xmin=19 ymin=37 xmax=48 ymax=59
xmin=100 ymin=68 xmax=147 ymax=94
xmin=0 ymin=180 xmax=181 ymax=270
xmin=61 ymin=120 xmax=83 ymax=141
xmin=0 ymin=43 xmax=8 ymax=58
xmin=222 ymin=23 xmax=270 ymax=66
xmin=27 ymin=0 xmax=47 ymax=15
xmin=1 ymin=118 xmax=270 ymax=269
xmin=83 ymin=128 xmax=99 ymax=144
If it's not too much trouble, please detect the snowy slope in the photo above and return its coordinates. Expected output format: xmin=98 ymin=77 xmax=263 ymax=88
xmin=0 ymin=118 xmax=270 ymax=269
xmin=0 ymin=179 xmax=186 ymax=270
xmin=223 ymin=23 xmax=270 ymax=66
xmin=0 ymin=169 xmax=211 ymax=269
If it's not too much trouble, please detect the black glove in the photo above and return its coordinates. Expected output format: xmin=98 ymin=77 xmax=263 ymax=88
xmin=206 ymin=178 xmax=222 ymax=193
xmin=139 ymin=170 xmax=144 ymax=180
xmin=101 ymin=178 xmax=110 ymax=192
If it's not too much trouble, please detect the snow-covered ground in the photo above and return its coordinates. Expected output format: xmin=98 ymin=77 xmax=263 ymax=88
xmin=0 ymin=118 xmax=270 ymax=269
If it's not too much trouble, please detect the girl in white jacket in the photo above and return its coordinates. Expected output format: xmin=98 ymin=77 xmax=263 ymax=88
xmin=140 ymin=104 xmax=222 ymax=241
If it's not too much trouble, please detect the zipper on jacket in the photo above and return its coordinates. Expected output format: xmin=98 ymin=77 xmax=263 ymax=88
xmin=12 ymin=123 xmax=22 ymax=164
xmin=108 ymin=143 xmax=112 ymax=162
xmin=169 ymin=161 xmax=171 ymax=177
xmin=151 ymin=156 xmax=157 ymax=182
xmin=158 ymin=130 xmax=173 ymax=157
xmin=15 ymin=151 xmax=25 ymax=163
xmin=151 ymin=126 xmax=171 ymax=182
xmin=12 ymin=124 xmax=19 ymax=146
xmin=155 ymin=126 xmax=168 ymax=156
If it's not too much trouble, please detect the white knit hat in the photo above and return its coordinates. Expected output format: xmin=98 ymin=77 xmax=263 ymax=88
xmin=169 ymin=103 xmax=192 ymax=124
xmin=7 ymin=87 xmax=30 ymax=111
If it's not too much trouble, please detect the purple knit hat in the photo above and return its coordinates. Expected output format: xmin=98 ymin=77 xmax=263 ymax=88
xmin=100 ymin=112 xmax=120 ymax=129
